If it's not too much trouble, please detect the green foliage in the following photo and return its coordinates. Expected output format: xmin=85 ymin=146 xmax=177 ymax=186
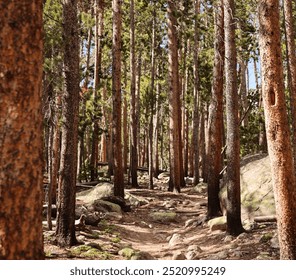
xmin=240 ymin=89 xmax=263 ymax=156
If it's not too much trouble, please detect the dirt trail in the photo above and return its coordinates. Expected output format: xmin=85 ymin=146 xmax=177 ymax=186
xmin=44 ymin=184 xmax=279 ymax=260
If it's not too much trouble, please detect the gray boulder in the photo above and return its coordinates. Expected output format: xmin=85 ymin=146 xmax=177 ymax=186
xmin=220 ymin=154 xmax=275 ymax=222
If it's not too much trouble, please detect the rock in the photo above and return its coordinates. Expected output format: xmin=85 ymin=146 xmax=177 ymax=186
xmin=158 ymin=172 xmax=170 ymax=179
xmin=101 ymin=196 xmax=131 ymax=212
xmin=172 ymin=252 xmax=186 ymax=260
xmin=184 ymin=218 xmax=199 ymax=228
xmin=162 ymin=201 xmax=177 ymax=209
xmin=256 ymin=252 xmax=272 ymax=260
xmin=260 ymin=233 xmax=273 ymax=243
xmin=92 ymin=199 xmax=122 ymax=213
xmin=270 ymin=234 xmax=279 ymax=249
xmin=185 ymin=251 xmax=199 ymax=260
xmin=190 ymin=182 xmax=207 ymax=194
xmin=236 ymin=232 xmax=248 ymax=240
xmin=118 ymin=247 xmax=136 ymax=259
xmin=85 ymin=242 xmax=102 ymax=250
xmin=104 ymin=212 xmax=123 ymax=221
xmin=209 ymin=251 xmax=228 ymax=260
xmin=231 ymin=250 xmax=243 ymax=258
xmin=220 ymin=154 xmax=275 ymax=221
xmin=149 ymin=212 xmax=177 ymax=223
xmin=169 ymin=233 xmax=184 ymax=247
xmin=125 ymin=192 xmax=149 ymax=207
xmin=224 ymin=235 xmax=234 ymax=242
xmin=207 ymin=216 xmax=227 ymax=231
xmin=76 ymin=182 xmax=114 ymax=204
xmin=131 ymin=251 xmax=155 ymax=260
xmin=187 ymin=245 xmax=203 ymax=253
xmin=185 ymin=177 xmax=193 ymax=185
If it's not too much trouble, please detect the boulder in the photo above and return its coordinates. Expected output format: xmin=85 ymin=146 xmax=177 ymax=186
xmin=220 ymin=154 xmax=275 ymax=222
xmin=76 ymin=182 xmax=114 ymax=204
xmin=207 ymin=216 xmax=227 ymax=231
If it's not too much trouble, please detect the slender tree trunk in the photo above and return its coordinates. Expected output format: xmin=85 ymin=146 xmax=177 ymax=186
xmin=283 ymin=0 xmax=296 ymax=176
xmin=207 ymin=0 xmax=224 ymax=219
xmin=51 ymin=95 xmax=61 ymax=204
xmin=153 ymin=76 xmax=160 ymax=178
xmin=100 ymin=84 xmax=108 ymax=162
xmin=168 ymin=0 xmax=181 ymax=193
xmin=224 ymin=0 xmax=244 ymax=235
xmin=148 ymin=8 xmax=156 ymax=189
xmin=56 ymin=0 xmax=80 ymax=246
xmin=192 ymin=0 xmax=201 ymax=186
xmin=129 ymin=0 xmax=139 ymax=188
xmin=123 ymin=62 xmax=129 ymax=174
xmin=112 ymin=0 xmax=124 ymax=198
xmin=90 ymin=0 xmax=104 ymax=181
xmin=259 ymin=0 xmax=296 ymax=259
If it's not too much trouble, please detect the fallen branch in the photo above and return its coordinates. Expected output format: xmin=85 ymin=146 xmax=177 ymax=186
xmin=254 ymin=215 xmax=277 ymax=223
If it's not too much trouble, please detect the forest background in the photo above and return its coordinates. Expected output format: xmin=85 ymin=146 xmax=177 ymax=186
xmin=1 ymin=0 xmax=296 ymax=260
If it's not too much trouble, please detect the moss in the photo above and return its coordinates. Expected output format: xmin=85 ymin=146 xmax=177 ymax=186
xmin=118 ymin=247 xmax=136 ymax=259
xmin=81 ymin=249 xmax=104 ymax=259
xmin=260 ymin=233 xmax=273 ymax=243
xmin=111 ymin=237 xmax=121 ymax=243
xmin=70 ymin=245 xmax=93 ymax=255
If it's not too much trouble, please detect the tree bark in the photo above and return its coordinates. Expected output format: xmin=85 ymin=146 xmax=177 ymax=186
xmin=129 ymin=0 xmax=139 ymax=188
xmin=192 ymin=0 xmax=201 ymax=186
xmin=112 ymin=0 xmax=124 ymax=198
xmin=207 ymin=0 xmax=224 ymax=219
xmin=258 ymin=0 xmax=296 ymax=259
xmin=224 ymin=0 xmax=244 ymax=235
xmin=56 ymin=0 xmax=80 ymax=246
xmin=0 ymin=0 xmax=44 ymax=259
xmin=283 ymin=0 xmax=296 ymax=177
xmin=168 ymin=0 xmax=182 ymax=193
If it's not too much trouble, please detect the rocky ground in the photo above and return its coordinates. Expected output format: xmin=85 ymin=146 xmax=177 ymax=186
xmin=44 ymin=166 xmax=280 ymax=260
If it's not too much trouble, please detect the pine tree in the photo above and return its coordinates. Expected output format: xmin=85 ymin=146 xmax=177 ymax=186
xmin=0 ymin=0 xmax=44 ymax=259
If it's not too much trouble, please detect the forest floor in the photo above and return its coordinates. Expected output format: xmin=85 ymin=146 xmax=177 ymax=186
xmin=44 ymin=173 xmax=280 ymax=260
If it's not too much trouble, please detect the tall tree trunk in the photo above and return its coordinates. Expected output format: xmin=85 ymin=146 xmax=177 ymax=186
xmin=51 ymin=95 xmax=61 ymax=205
xmin=168 ymin=0 xmax=181 ymax=193
xmin=148 ymin=7 xmax=156 ymax=189
xmin=283 ymin=0 xmax=296 ymax=176
xmin=224 ymin=0 xmax=244 ymax=235
xmin=153 ymin=74 xmax=160 ymax=178
xmin=56 ymin=0 xmax=80 ymax=246
xmin=192 ymin=0 xmax=200 ymax=186
xmin=100 ymin=84 xmax=108 ymax=162
xmin=0 ymin=0 xmax=44 ymax=259
xmin=129 ymin=0 xmax=139 ymax=188
xmin=112 ymin=0 xmax=124 ymax=198
xmin=90 ymin=0 xmax=104 ymax=181
xmin=207 ymin=0 xmax=224 ymax=219
xmin=123 ymin=62 xmax=129 ymax=174
xmin=259 ymin=0 xmax=296 ymax=259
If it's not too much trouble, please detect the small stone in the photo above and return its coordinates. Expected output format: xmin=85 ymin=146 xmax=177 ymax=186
xmin=207 ymin=216 xmax=227 ymax=231
xmin=169 ymin=233 xmax=183 ymax=247
xmin=185 ymin=251 xmax=199 ymax=260
xmin=224 ymin=235 xmax=234 ymax=242
xmin=172 ymin=252 xmax=186 ymax=260
xmin=270 ymin=234 xmax=279 ymax=249
xmin=209 ymin=251 xmax=228 ymax=260
xmin=187 ymin=245 xmax=203 ymax=253
xmin=131 ymin=251 xmax=155 ymax=260
xmin=236 ymin=232 xmax=248 ymax=240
